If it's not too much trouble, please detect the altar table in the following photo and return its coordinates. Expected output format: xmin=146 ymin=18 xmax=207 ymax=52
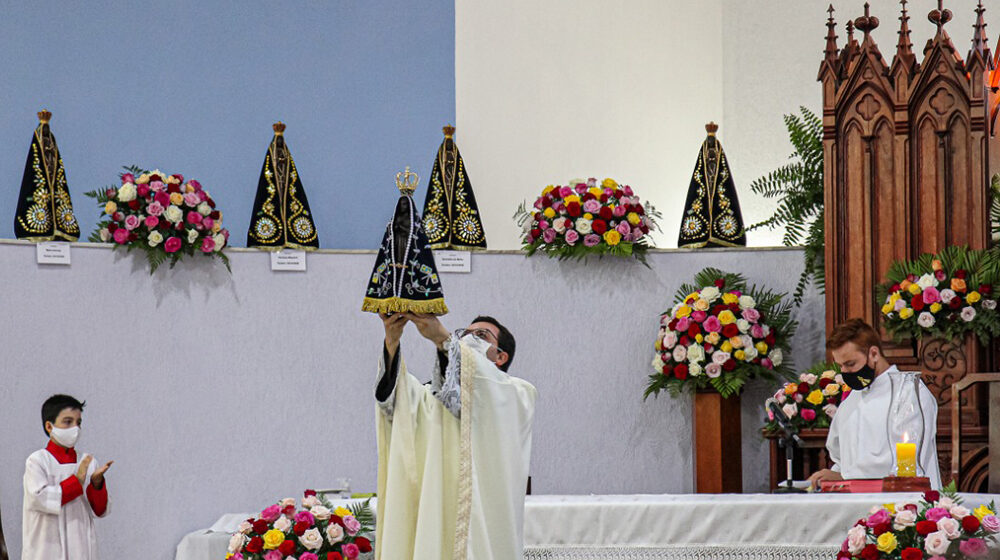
xmin=175 ymin=492 xmax=1000 ymax=560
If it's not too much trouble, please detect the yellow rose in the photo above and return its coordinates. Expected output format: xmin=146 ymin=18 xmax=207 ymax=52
xmin=876 ymin=532 xmax=897 ymax=554
xmin=654 ymin=339 xmax=663 ymax=352
xmin=974 ymin=504 xmax=994 ymax=520
xmin=583 ymin=213 xmax=593 ymax=220
xmin=784 ymin=383 xmax=797 ymax=395
xmin=931 ymin=259 xmax=943 ymax=272
xmin=104 ymin=201 xmax=117 ymax=215
xmin=588 ymin=187 xmax=602 ymax=197
xmin=603 ymin=230 xmax=621 ymax=246
xmin=720 ymin=341 xmax=733 ymax=353
xmin=212 ymin=223 xmax=222 ymax=233
xmin=263 ymin=529 xmax=285 ymax=549
xmin=693 ymin=298 xmax=711 ymax=311
xmin=564 ymin=194 xmax=580 ymax=204
xmin=627 ymin=212 xmax=641 ymax=226
xmin=543 ymin=207 xmax=556 ymax=219
xmin=705 ymin=332 xmax=721 ymax=345
xmin=695 ymin=334 xmax=704 ymax=343
xmin=823 ymin=383 xmax=840 ymax=396
xmin=675 ymin=305 xmax=692 ymax=318
xmin=881 ymin=303 xmax=893 ymax=315
xmin=734 ymin=350 xmax=746 ymax=361
xmin=137 ymin=173 xmax=150 ymax=184
xmin=929 ymin=303 xmax=942 ymax=313
xmin=169 ymin=192 xmax=184 ymax=205
xmin=807 ymin=390 xmax=824 ymax=405
xmin=967 ymin=291 xmax=981 ymax=304
xmin=889 ymin=292 xmax=901 ymax=304
xmin=821 ymin=369 xmax=837 ymax=380
xmin=601 ymin=178 xmax=618 ymax=189
xmin=185 ymin=183 xmax=195 ymax=193
xmin=334 ymin=506 xmax=353 ymax=518
xmin=755 ymin=341 xmax=768 ymax=355
xmin=899 ymin=307 xmax=914 ymax=319
xmin=718 ymin=310 xmax=737 ymax=325
xmin=722 ymin=293 xmax=739 ymax=305
xmin=907 ymin=283 xmax=922 ymax=296
xmin=729 ymin=336 xmax=744 ymax=349
xmin=542 ymin=185 xmax=555 ymax=195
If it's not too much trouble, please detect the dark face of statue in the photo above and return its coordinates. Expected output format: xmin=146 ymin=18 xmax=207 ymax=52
xmin=392 ymin=197 xmax=412 ymax=265
xmin=40 ymin=126 xmax=57 ymax=172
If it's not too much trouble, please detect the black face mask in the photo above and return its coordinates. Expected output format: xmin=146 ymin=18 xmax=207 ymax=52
xmin=841 ymin=363 xmax=876 ymax=390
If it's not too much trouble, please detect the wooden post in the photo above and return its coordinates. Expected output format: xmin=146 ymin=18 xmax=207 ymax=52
xmin=693 ymin=390 xmax=742 ymax=493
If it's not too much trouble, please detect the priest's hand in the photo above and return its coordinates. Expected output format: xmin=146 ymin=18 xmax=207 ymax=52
xmin=91 ymin=460 xmax=113 ymax=489
xmin=806 ymin=468 xmax=842 ymax=490
xmin=76 ymin=455 xmax=93 ymax=486
xmin=381 ymin=313 xmax=408 ymax=357
xmin=405 ymin=313 xmax=450 ymax=351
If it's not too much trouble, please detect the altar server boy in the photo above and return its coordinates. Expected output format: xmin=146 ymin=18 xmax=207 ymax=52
xmin=23 ymin=394 xmax=112 ymax=560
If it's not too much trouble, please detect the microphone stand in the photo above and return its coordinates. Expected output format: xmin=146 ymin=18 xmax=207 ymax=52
xmin=769 ymin=401 xmax=807 ymax=494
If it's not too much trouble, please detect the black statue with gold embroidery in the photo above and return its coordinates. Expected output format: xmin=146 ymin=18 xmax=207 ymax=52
xmin=421 ymin=125 xmax=487 ymax=250
xmin=363 ymin=167 xmax=448 ymax=315
xmin=677 ymin=122 xmax=747 ymax=248
xmin=13 ymin=111 xmax=80 ymax=241
xmin=247 ymin=122 xmax=319 ymax=250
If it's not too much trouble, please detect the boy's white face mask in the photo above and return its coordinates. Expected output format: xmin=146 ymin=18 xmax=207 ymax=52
xmin=50 ymin=425 xmax=80 ymax=448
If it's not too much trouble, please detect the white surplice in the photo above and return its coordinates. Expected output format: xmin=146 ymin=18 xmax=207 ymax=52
xmin=826 ymin=365 xmax=942 ymax=488
xmin=375 ymin=337 xmax=536 ymax=560
xmin=22 ymin=447 xmax=109 ymax=560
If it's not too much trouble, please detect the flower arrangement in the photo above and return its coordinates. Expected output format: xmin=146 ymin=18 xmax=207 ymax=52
xmin=763 ymin=362 xmax=848 ymax=432
xmin=877 ymin=246 xmax=1000 ymax=344
xmin=513 ymin=177 xmax=660 ymax=263
xmin=837 ymin=485 xmax=998 ymax=560
xmin=645 ymin=268 xmax=797 ymax=399
xmin=226 ymin=490 xmax=374 ymax=560
xmin=85 ymin=166 xmax=230 ymax=273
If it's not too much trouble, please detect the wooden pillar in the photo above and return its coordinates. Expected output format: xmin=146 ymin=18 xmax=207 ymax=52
xmin=693 ymin=390 xmax=742 ymax=493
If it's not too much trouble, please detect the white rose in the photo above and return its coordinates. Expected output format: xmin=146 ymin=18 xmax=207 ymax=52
xmin=164 ymin=205 xmax=183 ymax=223
xmin=984 ymin=299 xmax=997 ymax=310
xmin=99 ymin=228 xmax=110 ymax=242
xmin=686 ymin=344 xmax=705 ymax=363
xmin=924 ymin=530 xmax=950 ymax=556
xmin=712 ymin=351 xmax=730 ymax=365
xmin=937 ymin=497 xmax=956 ymax=509
xmin=238 ymin=520 xmax=253 ymax=534
xmin=740 ymin=334 xmax=753 ymax=349
xmin=821 ymin=369 xmax=837 ymax=380
xmin=552 ymin=217 xmax=567 ymax=233
xmin=738 ymin=295 xmax=756 ymax=309
xmin=737 ymin=319 xmax=750 ymax=333
xmin=688 ymin=363 xmax=703 ymax=377
xmin=652 ymin=355 xmax=665 ymax=371
xmin=274 ymin=516 xmax=292 ymax=532
xmin=743 ymin=346 xmax=759 ymax=361
xmin=147 ymin=230 xmax=164 ymax=247
xmin=198 ymin=201 xmax=212 ymax=216
xmin=302 ymin=495 xmax=320 ymax=509
xmin=960 ymin=306 xmax=976 ymax=322
xmin=937 ymin=516 xmax=961 ymax=539
xmin=847 ymin=525 xmax=867 ymax=555
xmin=310 ymin=505 xmax=331 ymax=521
xmin=228 ymin=533 xmax=246 ymax=553
xmin=949 ymin=505 xmax=970 ymax=519
xmin=917 ymin=311 xmax=936 ymax=328
xmin=800 ymin=373 xmax=817 ymax=385
xmin=575 ymin=218 xmax=592 ymax=234
xmin=280 ymin=497 xmax=296 ymax=508
xmin=793 ymin=393 xmax=803 ymax=403
xmin=705 ymin=363 xmax=722 ymax=378
xmin=823 ymin=403 xmax=838 ymax=418
xmin=782 ymin=403 xmax=798 ymax=418
xmin=117 ymin=182 xmax=137 ymax=202
xmin=187 ymin=229 xmax=199 ymax=244
xmin=940 ymin=289 xmax=956 ymax=304
xmin=662 ymin=331 xmax=677 ymax=350
xmin=893 ymin=509 xmax=917 ymax=530
xmin=917 ymin=273 xmax=937 ymax=289
xmin=700 ymin=286 xmax=720 ymax=302
xmin=770 ymin=348 xmax=783 ymax=367
xmin=325 ymin=522 xmax=345 ymax=544
xmin=299 ymin=528 xmax=323 ymax=550
xmin=212 ymin=233 xmax=226 ymax=251
xmin=672 ymin=345 xmax=687 ymax=363
xmin=835 ymin=373 xmax=845 ymax=385
xmin=776 ymin=393 xmax=786 ymax=403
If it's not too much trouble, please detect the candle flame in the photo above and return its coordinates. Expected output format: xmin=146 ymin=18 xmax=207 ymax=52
xmin=902 ymin=432 xmax=909 ymax=443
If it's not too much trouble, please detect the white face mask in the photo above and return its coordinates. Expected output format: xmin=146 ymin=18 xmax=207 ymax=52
xmin=460 ymin=334 xmax=499 ymax=361
xmin=50 ymin=425 xmax=80 ymax=448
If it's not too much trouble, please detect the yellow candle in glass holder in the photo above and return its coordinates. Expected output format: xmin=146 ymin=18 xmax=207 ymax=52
xmin=896 ymin=442 xmax=917 ymax=477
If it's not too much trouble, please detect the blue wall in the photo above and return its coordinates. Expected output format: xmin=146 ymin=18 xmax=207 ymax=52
xmin=0 ymin=1 xmax=455 ymax=248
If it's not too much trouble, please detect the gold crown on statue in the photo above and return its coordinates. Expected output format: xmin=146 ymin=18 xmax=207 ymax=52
xmin=273 ymin=122 xmax=286 ymax=135
xmin=38 ymin=110 xmax=52 ymax=124
xmin=443 ymin=124 xmax=455 ymax=138
xmin=395 ymin=166 xmax=419 ymax=195
xmin=705 ymin=121 xmax=719 ymax=135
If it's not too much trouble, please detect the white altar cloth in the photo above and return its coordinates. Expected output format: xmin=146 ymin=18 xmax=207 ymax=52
xmin=175 ymin=493 xmax=1000 ymax=560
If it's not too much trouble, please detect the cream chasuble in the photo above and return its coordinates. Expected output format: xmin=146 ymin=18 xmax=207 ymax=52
xmin=375 ymin=338 xmax=536 ymax=560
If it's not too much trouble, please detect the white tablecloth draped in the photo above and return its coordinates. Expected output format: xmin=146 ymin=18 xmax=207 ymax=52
xmin=176 ymin=493 xmax=1000 ymax=560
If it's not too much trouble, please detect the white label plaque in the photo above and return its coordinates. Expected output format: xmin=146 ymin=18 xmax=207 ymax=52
xmin=434 ymin=250 xmax=471 ymax=273
xmin=36 ymin=242 xmax=71 ymax=265
xmin=270 ymin=249 xmax=307 ymax=271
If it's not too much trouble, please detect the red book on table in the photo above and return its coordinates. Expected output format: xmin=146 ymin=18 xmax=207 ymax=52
xmin=820 ymin=479 xmax=883 ymax=493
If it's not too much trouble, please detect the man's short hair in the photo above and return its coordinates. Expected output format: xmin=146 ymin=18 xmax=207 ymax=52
xmin=472 ymin=315 xmax=515 ymax=372
xmin=41 ymin=394 xmax=85 ymax=436
xmin=826 ymin=318 xmax=882 ymax=352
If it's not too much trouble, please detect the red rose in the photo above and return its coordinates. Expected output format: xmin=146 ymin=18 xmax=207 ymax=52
xmin=592 ymin=219 xmax=608 ymax=235
xmin=836 ymin=553 xmax=851 ymax=560
xmin=906 ymin=274 xmax=917 ymax=282
xmin=167 ymin=183 xmax=180 ymax=194
xmin=916 ymin=520 xmax=938 ymax=536
xmin=210 ymin=210 xmax=221 ymax=220
xmin=950 ymin=298 xmax=962 ymax=309
xmin=640 ymin=224 xmax=649 ymax=234
xmin=980 ymin=284 xmax=992 ymax=295
xmin=293 ymin=521 xmax=309 ymax=535
xmin=108 ymin=223 xmax=118 ymax=233
xmin=541 ymin=197 xmax=552 ymax=208
xmin=661 ymin=364 xmax=673 ymax=376
xmin=567 ymin=202 xmax=581 ymax=217
xmin=901 ymin=547 xmax=923 ymax=560
xmin=722 ymin=359 xmax=736 ymax=371
xmin=962 ymin=515 xmax=980 ymax=533
xmin=637 ymin=206 xmax=645 ymax=215
xmin=679 ymin=335 xmax=691 ymax=347
xmin=599 ymin=194 xmax=609 ymax=203
xmin=327 ymin=553 xmax=343 ymax=560
xmin=583 ymin=192 xmax=596 ymax=202
xmin=207 ymin=197 xmax=216 ymax=208
xmin=251 ymin=519 xmax=268 ymax=534
xmin=890 ymin=284 xmax=901 ymax=293
xmin=282 ymin=505 xmax=295 ymax=516
xmin=613 ymin=188 xmax=624 ymax=199
xmin=722 ymin=324 xmax=740 ymax=338
xmin=714 ymin=279 xmax=725 ymax=289
xmin=355 ymin=537 xmax=373 ymax=553
xmin=245 ymin=536 xmax=263 ymax=554
xmin=912 ymin=297 xmax=925 ymax=311
xmin=819 ymin=378 xmax=832 ymax=388
xmin=711 ymin=304 xmax=729 ymax=315
xmin=668 ymin=319 xmax=678 ymax=330
xmin=860 ymin=544 xmax=879 ymax=560
xmin=797 ymin=382 xmax=811 ymax=395
xmin=330 ymin=515 xmax=343 ymax=526
xmin=955 ymin=269 xmax=967 ymax=279
xmin=923 ymin=490 xmax=939 ymax=503
xmin=872 ymin=522 xmax=890 ymax=536
xmin=279 ymin=539 xmax=296 ymax=556
xmin=674 ymin=364 xmax=689 ymax=379
xmin=765 ymin=332 xmax=776 ymax=345
xmin=530 ymin=228 xmax=541 ymax=240
xmin=304 ymin=489 xmax=317 ymax=497
xmin=688 ymin=323 xmax=701 ymax=337
xmin=827 ymin=396 xmax=838 ymax=405
xmin=599 ymin=207 xmax=613 ymax=221
xmin=128 ymin=199 xmax=140 ymax=210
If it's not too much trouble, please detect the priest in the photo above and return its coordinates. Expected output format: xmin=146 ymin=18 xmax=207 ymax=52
xmin=807 ymin=319 xmax=941 ymax=489
xmin=373 ymin=312 xmax=536 ymax=560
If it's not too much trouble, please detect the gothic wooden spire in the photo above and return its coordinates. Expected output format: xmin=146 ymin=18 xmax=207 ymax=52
xmin=824 ymin=4 xmax=839 ymax=63
xmin=970 ymin=0 xmax=991 ymax=67
xmin=896 ymin=0 xmax=913 ymax=58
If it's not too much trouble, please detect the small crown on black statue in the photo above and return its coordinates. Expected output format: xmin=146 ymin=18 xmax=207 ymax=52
xmin=38 ymin=110 xmax=52 ymax=124
xmin=395 ymin=166 xmax=419 ymax=195
xmin=273 ymin=121 xmax=286 ymax=135
xmin=443 ymin=124 xmax=456 ymax=138
xmin=705 ymin=121 xmax=719 ymax=135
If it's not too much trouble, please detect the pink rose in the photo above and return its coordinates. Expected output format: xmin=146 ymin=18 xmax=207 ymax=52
xmin=705 ymin=363 xmax=722 ymax=378
xmin=959 ymin=538 xmax=989 ymax=558
xmin=164 ymin=237 xmax=182 ymax=253
xmin=112 ymin=211 xmax=124 ymax=222
xmin=144 ymin=215 xmax=159 ymax=228
xmin=137 ymin=184 xmax=150 ymax=198
xmin=981 ymin=514 xmax=1000 ymax=533
xmin=750 ymin=324 xmax=765 ymax=338
xmin=342 ymin=515 xmax=361 ymax=536
xmin=293 ymin=510 xmax=315 ymax=526
xmin=583 ymin=199 xmax=601 ymax=213
xmin=263 ymin=551 xmax=283 ymax=560
xmin=703 ymin=316 xmax=722 ymax=333
xmin=154 ymin=192 xmax=170 ymax=206
xmin=675 ymin=317 xmax=691 ymax=331
xmin=147 ymin=201 xmax=165 ymax=216
xmin=603 ymin=187 xmax=613 ymax=197
xmin=925 ymin=507 xmax=950 ymax=523
xmin=801 ymin=408 xmax=816 ymax=421
xmin=542 ymin=229 xmax=557 ymax=244
xmin=124 ymin=215 xmax=141 ymax=230
xmin=113 ymin=228 xmax=129 ymax=244
xmin=823 ymin=404 xmax=838 ymax=417
xmin=632 ymin=226 xmax=643 ymax=240
xmin=187 ymin=211 xmax=203 ymax=225
xmin=574 ymin=184 xmax=587 ymax=194
xmin=105 ymin=188 xmax=117 ymax=198
xmin=565 ymin=229 xmax=580 ymax=245
xmin=202 ymin=217 xmax=215 ymax=230
xmin=342 ymin=543 xmax=360 ymax=559
xmin=150 ymin=181 xmax=165 ymax=192
xmin=623 ymin=185 xmax=634 ymax=196
xmin=616 ymin=220 xmax=630 ymax=236
xmin=299 ymin=554 xmax=319 ymax=560
xmin=741 ymin=308 xmax=761 ymax=323
xmin=761 ymin=358 xmax=773 ymax=370
xmin=923 ymin=286 xmax=941 ymax=304
xmin=613 ymin=205 xmax=627 ymax=217
xmin=552 ymin=201 xmax=565 ymax=213
xmin=558 ymin=186 xmax=572 ymax=198
xmin=121 ymin=173 xmax=135 ymax=184
xmin=533 ymin=199 xmax=543 ymax=210
xmin=583 ymin=234 xmax=600 ymax=247
xmin=691 ymin=310 xmax=707 ymax=323
xmin=260 ymin=504 xmax=281 ymax=523
xmin=537 ymin=220 xmax=549 ymax=230
xmin=188 ymin=179 xmax=201 ymax=191
xmin=184 ymin=192 xmax=200 ymax=207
